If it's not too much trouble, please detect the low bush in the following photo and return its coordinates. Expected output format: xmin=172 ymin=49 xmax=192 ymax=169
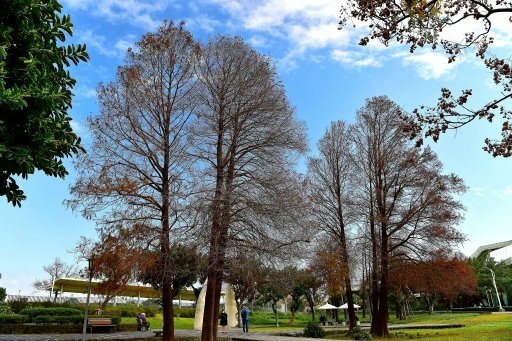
xmin=19 ymin=307 xmax=82 ymax=318
xmin=0 ymin=314 xmax=28 ymax=324
xmin=7 ymin=299 xmax=31 ymax=313
xmin=0 ymin=303 xmax=12 ymax=314
xmin=351 ymin=326 xmax=372 ymax=340
xmin=32 ymin=315 xmax=84 ymax=324
xmin=103 ymin=304 xmax=158 ymax=317
xmin=174 ymin=307 xmax=195 ymax=318
xmin=303 ymin=321 xmax=326 ymax=338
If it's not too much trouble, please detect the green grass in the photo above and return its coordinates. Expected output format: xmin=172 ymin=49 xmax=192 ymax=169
xmin=325 ymin=313 xmax=512 ymax=340
xmin=120 ymin=314 xmax=194 ymax=329
xmin=119 ymin=310 xmax=512 ymax=340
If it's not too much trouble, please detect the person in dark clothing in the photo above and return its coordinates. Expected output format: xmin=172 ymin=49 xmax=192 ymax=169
xmin=220 ymin=309 xmax=228 ymax=333
xmin=136 ymin=312 xmax=150 ymax=331
xmin=319 ymin=315 xmax=327 ymax=326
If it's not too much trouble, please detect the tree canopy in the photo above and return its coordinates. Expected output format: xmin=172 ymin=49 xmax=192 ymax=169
xmin=339 ymin=0 xmax=512 ymax=156
xmin=0 ymin=0 xmax=89 ymax=206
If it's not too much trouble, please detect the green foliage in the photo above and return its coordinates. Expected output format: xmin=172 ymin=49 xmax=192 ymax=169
xmin=139 ymin=244 xmax=201 ymax=297
xmin=0 ymin=302 xmax=12 ymax=314
xmin=0 ymin=314 xmax=28 ymax=324
xmin=0 ymin=287 xmax=6 ymax=302
xmin=32 ymin=314 xmax=83 ymax=324
xmin=0 ymin=0 xmax=89 ymax=206
xmin=7 ymin=298 xmax=31 ymax=313
xmin=303 ymin=321 xmax=326 ymax=338
xmin=19 ymin=307 xmax=82 ymax=318
xmin=102 ymin=304 xmax=158 ymax=318
xmin=351 ymin=326 xmax=372 ymax=340
xmin=174 ymin=307 xmax=195 ymax=318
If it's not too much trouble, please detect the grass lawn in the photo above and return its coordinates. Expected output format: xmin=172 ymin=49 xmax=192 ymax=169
xmin=325 ymin=313 xmax=512 ymax=340
xmin=121 ymin=311 xmax=512 ymax=339
xmin=121 ymin=314 xmax=195 ymax=329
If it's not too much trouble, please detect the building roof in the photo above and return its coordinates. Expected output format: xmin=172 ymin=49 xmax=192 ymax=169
xmin=52 ymin=278 xmax=161 ymax=298
xmin=470 ymin=240 xmax=512 ymax=265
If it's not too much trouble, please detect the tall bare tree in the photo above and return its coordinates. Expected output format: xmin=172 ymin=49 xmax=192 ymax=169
xmin=67 ymin=21 xmax=198 ymax=341
xmin=351 ymin=96 xmax=466 ymax=337
xmin=33 ymin=257 xmax=77 ymax=300
xmin=192 ymin=36 xmax=308 ymax=341
xmin=307 ymin=121 xmax=358 ymax=330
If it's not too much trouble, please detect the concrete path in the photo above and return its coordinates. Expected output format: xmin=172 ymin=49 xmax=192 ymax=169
xmin=0 ymin=323 xmax=464 ymax=340
xmin=0 ymin=328 xmax=349 ymax=341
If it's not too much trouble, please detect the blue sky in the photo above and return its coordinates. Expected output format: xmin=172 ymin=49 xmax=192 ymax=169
xmin=1 ymin=0 xmax=511 ymax=296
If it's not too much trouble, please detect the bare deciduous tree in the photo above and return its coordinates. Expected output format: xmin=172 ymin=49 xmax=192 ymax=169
xmin=307 ymin=121 xmax=358 ymax=330
xmin=67 ymin=21 xmax=198 ymax=341
xmin=192 ymin=36 xmax=308 ymax=341
xmin=33 ymin=257 xmax=77 ymax=300
xmin=352 ymin=96 xmax=466 ymax=337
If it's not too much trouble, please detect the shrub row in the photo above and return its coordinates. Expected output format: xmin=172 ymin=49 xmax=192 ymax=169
xmin=19 ymin=307 xmax=83 ymax=318
xmin=174 ymin=307 xmax=195 ymax=318
xmin=0 ymin=314 xmax=28 ymax=324
xmin=32 ymin=315 xmax=84 ymax=324
xmin=102 ymin=304 xmax=158 ymax=317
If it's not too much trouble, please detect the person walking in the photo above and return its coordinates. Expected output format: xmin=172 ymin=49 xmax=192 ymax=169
xmin=241 ymin=306 xmax=251 ymax=333
xmin=220 ymin=309 xmax=228 ymax=334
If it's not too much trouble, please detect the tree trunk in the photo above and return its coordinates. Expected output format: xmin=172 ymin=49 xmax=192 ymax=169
xmin=162 ymin=281 xmax=175 ymax=341
xmin=374 ymin=224 xmax=389 ymax=337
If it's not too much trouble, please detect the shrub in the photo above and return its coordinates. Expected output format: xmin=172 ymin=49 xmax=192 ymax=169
xmin=32 ymin=315 xmax=83 ymax=324
xmin=174 ymin=307 xmax=195 ymax=318
xmin=19 ymin=307 xmax=82 ymax=319
xmin=0 ymin=314 xmax=29 ymax=324
xmin=351 ymin=326 xmax=372 ymax=340
xmin=0 ymin=303 xmax=12 ymax=314
xmin=303 ymin=321 xmax=326 ymax=338
xmin=103 ymin=304 xmax=158 ymax=317
xmin=7 ymin=299 xmax=31 ymax=313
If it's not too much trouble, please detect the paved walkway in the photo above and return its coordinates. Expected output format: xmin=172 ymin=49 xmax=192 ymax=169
xmin=0 ymin=329 xmax=349 ymax=341
xmin=0 ymin=323 xmax=464 ymax=340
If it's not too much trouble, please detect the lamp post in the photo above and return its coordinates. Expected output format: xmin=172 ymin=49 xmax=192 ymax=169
xmin=81 ymin=258 xmax=93 ymax=341
xmin=484 ymin=265 xmax=505 ymax=312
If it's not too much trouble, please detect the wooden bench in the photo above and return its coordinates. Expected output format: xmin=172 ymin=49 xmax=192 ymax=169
xmin=87 ymin=317 xmax=116 ymax=333
xmin=153 ymin=329 xmax=163 ymax=337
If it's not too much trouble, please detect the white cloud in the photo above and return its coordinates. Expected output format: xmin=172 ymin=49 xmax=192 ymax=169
xmin=399 ymin=51 xmax=459 ymax=80
xmin=209 ymin=0 xmax=346 ymax=65
xmin=63 ymin=0 xmax=169 ymax=30
xmin=248 ymin=35 xmax=268 ymax=48
xmin=331 ymin=49 xmax=381 ymax=68
xmin=75 ymin=85 xmax=97 ymax=100
xmin=79 ymin=30 xmax=118 ymax=58
xmin=499 ymin=186 xmax=512 ymax=197
xmin=115 ymin=36 xmax=136 ymax=54
xmin=469 ymin=187 xmax=484 ymax=197
xmin=78 ymin=30 xmax=134 ymax=59
xmin=185 ymin=15 xmax=221 ymax=32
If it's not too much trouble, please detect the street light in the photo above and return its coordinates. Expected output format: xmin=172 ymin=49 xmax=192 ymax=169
xmin=484 ymin=264 xmax=505 ymax=312
xmin=81 ymin=258 xmax=94 ymax=341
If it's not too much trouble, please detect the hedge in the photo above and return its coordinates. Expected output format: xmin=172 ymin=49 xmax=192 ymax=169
xmin=0 ymin=314 xmax=28 ymax=324
xmin=19 ymin=307 xmax=82 ymax=318
xmin=32 ymin=315 xmax=84 ymax=324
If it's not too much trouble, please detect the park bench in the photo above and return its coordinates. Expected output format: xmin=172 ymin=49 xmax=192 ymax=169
xmin=87 ymin=317 xmax=116 ymax=333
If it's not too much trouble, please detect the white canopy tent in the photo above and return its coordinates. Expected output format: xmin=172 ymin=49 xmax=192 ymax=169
xmin=339 ymin=303 xmax=361 ymax=309
xmin=317 ymin=303 xmax=339 ymax=310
